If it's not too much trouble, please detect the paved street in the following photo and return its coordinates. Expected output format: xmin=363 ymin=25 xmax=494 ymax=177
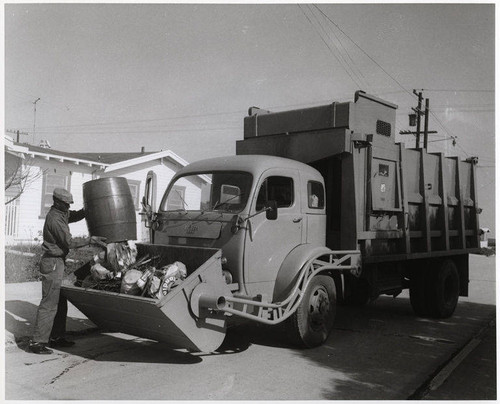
xmin=4 ymin=254 xmax=496 ymax=400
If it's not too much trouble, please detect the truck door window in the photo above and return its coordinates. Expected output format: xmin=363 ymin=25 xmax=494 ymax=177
xmin=256 ymin=176 xmax=294 ymax=211
xmin=308 ymin=181 xmax=325 ymax=209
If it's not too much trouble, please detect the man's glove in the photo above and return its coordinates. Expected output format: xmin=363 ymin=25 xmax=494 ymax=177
xmin=90 ymin=236 xmax=107 ymax=246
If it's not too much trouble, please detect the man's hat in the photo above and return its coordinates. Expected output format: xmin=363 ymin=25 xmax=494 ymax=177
xmin=53 ymin=188 xmax=74 ymax=204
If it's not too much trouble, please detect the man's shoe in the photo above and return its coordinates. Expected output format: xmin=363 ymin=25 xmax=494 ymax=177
xmin=49 ymin=337 xmax=75 ymax=348
xmin=28 ymin=342 xmax=53 ymax=355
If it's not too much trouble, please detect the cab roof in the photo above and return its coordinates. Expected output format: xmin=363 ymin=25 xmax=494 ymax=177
xmin=175 ymin=155 xmax=322 ymax=181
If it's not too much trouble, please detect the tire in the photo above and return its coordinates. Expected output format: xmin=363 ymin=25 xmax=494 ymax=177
xmin=410 ymin=265 xmax=431 ymax=317
xmin=288 ymin=275 xmax=336 ymax=348
xmin=342 ymin=277 xmax=371 ymax=306
xmin=428 ymin=260 xmax=460 ymax=318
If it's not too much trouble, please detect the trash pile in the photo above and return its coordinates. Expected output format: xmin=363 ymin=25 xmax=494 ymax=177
xmin=81 ymin=241 xmax=187 ymax=299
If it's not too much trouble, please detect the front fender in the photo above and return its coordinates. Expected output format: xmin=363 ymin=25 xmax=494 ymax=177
xmin=272 ymin=244 xmax=332 ymax=302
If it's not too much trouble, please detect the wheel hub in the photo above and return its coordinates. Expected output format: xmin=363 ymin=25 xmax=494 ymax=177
xmin=308 ymin=286 xmax=330 ymax=331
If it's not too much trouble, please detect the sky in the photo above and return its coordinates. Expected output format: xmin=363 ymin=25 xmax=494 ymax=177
xmin=4 ymin=3 xmax=496 ymax=232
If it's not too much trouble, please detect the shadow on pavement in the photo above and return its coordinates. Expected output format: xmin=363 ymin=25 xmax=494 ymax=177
xmin=5 ymin=299 xmax=246 ymax=365
xmin=223 ymin=296 xmax=496 ymax=400
xmin=5 ymin=300 xmax=97 ymax=341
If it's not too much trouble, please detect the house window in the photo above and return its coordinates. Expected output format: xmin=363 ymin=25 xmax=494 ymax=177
xmin=40 ymin=172 xmax=71 ymax=217
xmin=127 ymin=179 xmax=141 ymax=210
xmin=5 ymin=198 xmax=20 ymax=237
xmin=308 ymin=181 xmax=325 ymax=209
xmin=167 ymin=185 xmax=186 ymax=210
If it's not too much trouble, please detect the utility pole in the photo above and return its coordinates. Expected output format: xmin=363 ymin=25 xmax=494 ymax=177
xmin=32 ymin=97 xmax=41 ymax=145
xmin=400 ymin=91 xmax=437 ymax=148
xmin=423 ymin=98 xmax=430 ymax=150
xmin=413 ymin=90 xmax=423 ymax=148
xmin=6 ymin=129 xmax=29 ymax=143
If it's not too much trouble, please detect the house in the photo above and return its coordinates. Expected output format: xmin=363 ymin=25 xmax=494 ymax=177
xmin=4 ymin=136 xmax=196 ymax=244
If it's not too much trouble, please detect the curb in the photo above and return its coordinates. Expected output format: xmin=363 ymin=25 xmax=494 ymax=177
xmin=408 ymin=317 xmax=496 ymax=399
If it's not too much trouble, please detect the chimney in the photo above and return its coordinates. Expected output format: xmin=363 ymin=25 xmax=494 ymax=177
xmin=141 ymin=146 xmax=145 ymax=154
xmin=39 ymin=139 xmax=51 ymax=148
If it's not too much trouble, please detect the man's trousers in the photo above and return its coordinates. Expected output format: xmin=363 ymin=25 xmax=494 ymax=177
xmin=32 ymin=256 xmax=68 ymax=343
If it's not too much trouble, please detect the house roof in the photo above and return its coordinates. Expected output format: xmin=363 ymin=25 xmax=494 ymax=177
xmin=102 ymin=150 xmax=190 ymax=173
xmin=7 ymin=140 xmax=108 ymax=168
xmin=74 ymin=152 xmax=159 ymax=165
xmin=6 ymin=137 xmax=189 ymax=172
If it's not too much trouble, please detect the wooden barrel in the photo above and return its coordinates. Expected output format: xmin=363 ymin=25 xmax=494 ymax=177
xmin=83 ymin=177 xmax=137 ymax=242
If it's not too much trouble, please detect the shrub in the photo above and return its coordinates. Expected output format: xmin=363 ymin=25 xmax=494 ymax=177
xmin=5 ymin=239 xmax=104 ymax=283
xmin=478 ymin=247 xmax=496 ymax=257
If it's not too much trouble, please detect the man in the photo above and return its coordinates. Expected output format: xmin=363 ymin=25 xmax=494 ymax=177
xmin=29 ymin=188 xmax=105 ymax=354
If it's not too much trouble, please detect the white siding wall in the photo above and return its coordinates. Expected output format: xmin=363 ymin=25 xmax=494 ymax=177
xmin=10 ymin=156 xmax=94 ymax=242
xmin=16 ymin=165 xmax=44 ymax=241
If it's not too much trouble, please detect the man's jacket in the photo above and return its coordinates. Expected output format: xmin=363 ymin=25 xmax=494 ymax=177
xmin=42 ymin=207 xmax=85 ymax=258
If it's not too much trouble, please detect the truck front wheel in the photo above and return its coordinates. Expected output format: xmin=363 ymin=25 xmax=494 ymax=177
xmin=288 ymin=275 xmax=336 ymax=348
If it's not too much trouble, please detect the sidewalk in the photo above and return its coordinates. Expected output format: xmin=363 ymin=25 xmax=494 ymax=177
xmin=424 ymin=320 xmax=497 ymax=400
xmin=5 ymin=281 xmax=97 ymax=346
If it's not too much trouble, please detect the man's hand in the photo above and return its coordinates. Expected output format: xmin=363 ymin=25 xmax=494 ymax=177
xmin=90 ymin=236 xmax=107 ymax=246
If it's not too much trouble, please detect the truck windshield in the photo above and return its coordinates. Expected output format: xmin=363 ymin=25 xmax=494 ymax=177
xmin=160 ymin=171 xmax=253 ymax=213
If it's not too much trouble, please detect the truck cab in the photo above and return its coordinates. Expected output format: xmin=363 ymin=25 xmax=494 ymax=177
xmin=144 ymin=154 xmax=327 ymax=301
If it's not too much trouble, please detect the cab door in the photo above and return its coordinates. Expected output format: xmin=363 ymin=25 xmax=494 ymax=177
xmin=243 ymin=168 xmax=303 ymax=298
xmin=140 ymin=170 xmax=157 ymax=242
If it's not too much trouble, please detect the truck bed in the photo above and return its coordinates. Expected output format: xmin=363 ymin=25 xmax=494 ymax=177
xmin=62 ymin=244 xmax=232 ymax=352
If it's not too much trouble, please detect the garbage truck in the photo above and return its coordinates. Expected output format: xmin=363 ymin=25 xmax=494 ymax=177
xmin=62 ymin=91 xmax=481 ymax=352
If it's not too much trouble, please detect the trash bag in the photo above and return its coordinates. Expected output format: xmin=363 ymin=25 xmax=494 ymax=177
xmin=161 ymin=261 xmax=187 ymax=279
xmin=90 ymin=263 xmax=113 ymax=281
xmin=147 ymin=275 xmax=162 ymax=297
xmin=107 ymin=241 xmax=138 ymax=274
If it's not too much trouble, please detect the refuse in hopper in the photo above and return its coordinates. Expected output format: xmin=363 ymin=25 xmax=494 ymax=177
xmin=62 ymin=243 xmax=232 ymax=352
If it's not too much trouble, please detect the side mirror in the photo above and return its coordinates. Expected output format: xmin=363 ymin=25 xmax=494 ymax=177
xmin=265 ymin=200 xmax=278 ymax=220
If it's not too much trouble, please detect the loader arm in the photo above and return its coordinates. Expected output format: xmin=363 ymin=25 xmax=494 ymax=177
xmin=210 ymin=250 xmax=361 ymax=325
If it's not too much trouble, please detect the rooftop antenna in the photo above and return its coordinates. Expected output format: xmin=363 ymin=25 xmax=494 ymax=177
xmin=32 ymin=97 xmax=41 ymax=145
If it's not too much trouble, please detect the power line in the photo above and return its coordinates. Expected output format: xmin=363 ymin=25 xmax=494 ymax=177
xmin=297 ymin=5 xmax=362 ymax=89
xmin=313 ymin=5 xmax=416 ymax=103
xmin=428 ymin=103 xmax=494 ymax=108
xmin=422 ymin=89 xmax=494 ymax=93
xmin=13 ymin=111 xmax=243 ymax=131
xmin=307 ymin=4 xmax=368 ymax=90
xmin=29 ymin=126 xmax=241 ymax=136
xmin=11 ymin=96 xmax=360 ymax=133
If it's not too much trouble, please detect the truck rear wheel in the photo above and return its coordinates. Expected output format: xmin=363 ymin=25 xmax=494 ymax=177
xmin=410 ymin=266 xmax=431 ymax=317
xmin=428 ymin=259 xmax=460 ymax=318
xmin=288 ymin=275 xmax=336 ymax=348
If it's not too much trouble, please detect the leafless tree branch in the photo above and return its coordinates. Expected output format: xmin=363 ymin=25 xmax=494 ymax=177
xmin=5 ymin=156 xmax=44 ymax=205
